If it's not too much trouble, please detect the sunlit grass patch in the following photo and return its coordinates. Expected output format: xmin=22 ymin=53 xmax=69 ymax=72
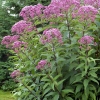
xmin=0 ymin=90 xmax=15 ymax=100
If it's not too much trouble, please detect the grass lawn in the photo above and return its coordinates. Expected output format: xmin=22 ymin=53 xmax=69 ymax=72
xmin=0 ymin=90 xmax=15 ymax=100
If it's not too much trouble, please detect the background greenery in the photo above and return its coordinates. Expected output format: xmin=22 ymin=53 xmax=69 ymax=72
xmin=0 ymin=0 xmax=51 ymax=91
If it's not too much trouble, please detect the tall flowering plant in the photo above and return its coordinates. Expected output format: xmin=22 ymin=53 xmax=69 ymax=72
xmin=2 ymin=0 xmax=100 ymax=100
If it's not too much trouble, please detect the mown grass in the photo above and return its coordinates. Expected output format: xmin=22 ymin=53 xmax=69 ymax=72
xmin=0 ymin=90 xmax=15 ymax=100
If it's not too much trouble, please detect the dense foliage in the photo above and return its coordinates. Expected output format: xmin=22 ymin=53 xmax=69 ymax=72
xmin=0 ymin=0 xmax=50 ymax=91
xmin=2 ymin=0 xmax=100 ymax=99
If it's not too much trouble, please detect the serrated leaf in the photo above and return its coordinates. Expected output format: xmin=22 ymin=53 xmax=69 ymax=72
xmin=89 ymin=71 xmax=97 ymax=78
xmin=51 ymin=83 xmax=55 ymax=91
xmin=90 ymin=77 xmax=99 ymax=85
xmin=43 ymin=83 xmax=50 ymax=89
xmin=43 ymin=87 xmax=51 ymax=95
xmin=54 ymin=74 xmax=62 ymax=81
xmin=46 ymin=92 xmax=55 ymax=97
xmin=62 ymin=89 xmax=74 ymax=94
xmin=52 ymin=93 xmax=59 ymax=100
xmin=83 ymin=79 xmax=89 ymax=90
xmin=57 ymin=79 xmax=65 ymax=85
xmin=90 ymin=92 xmax=96 ymax=100
xmin=75 ymin=63 xmax=84 ymax=70
xmin=75 ymin=85 xmax=82 ymax=94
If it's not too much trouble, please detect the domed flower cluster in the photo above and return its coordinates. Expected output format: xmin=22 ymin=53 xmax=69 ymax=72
xmin=36 ymin=60 xmax=47 ymax=70
xmin=40 ymin=28 xmax=63 ymax=44
xmin=10 ymin=70 xmax=21 ymax=78
xmin=73 ymin=5 xmax=98 ymax=22
xmin=19 ymin=4 xmax=45 ymax=20
xmin=1 ymin=35 xmax=19 ymax=48
xmin=43 ymin=0 xmax=80 ymax=18
xmin=78 ymin=35 xmax=94 ymax=45
xmin=12 ymin=41 xmax=27 ymax=53
xmin=84 ymin=0 xmax=100 ymax=8
xmin=11 ymin=20 xmax=33 ymax=34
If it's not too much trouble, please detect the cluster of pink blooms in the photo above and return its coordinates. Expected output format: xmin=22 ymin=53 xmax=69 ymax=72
xmin=36 ymin=60 xmax=47 ymax=70
xmin=12 ymin=41 xmax=27 ymax=53
xmin=84 ymin=0 xmax=100 ymax=8
xmin=10 ymin=70 xmax=21 ymax=78
xmin=19 ymin=4 xmax=45 ymax=20
xmin=73 ymin=5 xmax=98 ymax=22
xmin=43 ymin=0 xmax=80 ymax=18
xmin=78 ymin=35 xmax=94 ymax=45
xmin=40 ymin=28 xmax=63 ymax=44
xmin=1 ymin=35 xmax=19 ymax=48
xmin=11 ymin=20 xmax=33 ymax=34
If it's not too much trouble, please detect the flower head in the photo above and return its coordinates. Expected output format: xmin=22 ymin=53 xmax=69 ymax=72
xmin=78 ymin=35 xmax=94 ymax=45
xmin=84 ymin=0 xmax=100 ymax=9
xmin=12 ymin=41 xmax=27 ymax=53
xmin=40 ymin=28 xmax=63 ymax=44
xmin=1 ymin=35 xmax=19 ymax=48
xmin=11 ymin=20 xmax=33 ymax=34
xmin=75 ymin=5 xmax=98 ymax=22
xmin=19 ymin=4 xmax=45 ymax=20
xmin=10 ymin=70 xmax=21 ymax=78
xmin=36 ymin=60 xmax=47 ymax=70
xmin=44 ymin=0 xmax=80 ymax=18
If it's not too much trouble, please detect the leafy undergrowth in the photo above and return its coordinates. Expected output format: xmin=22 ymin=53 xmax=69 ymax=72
xmin=0 ymin=90 xmax=15 ymax=100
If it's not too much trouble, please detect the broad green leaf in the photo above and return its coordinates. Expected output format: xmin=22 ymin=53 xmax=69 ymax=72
xmin=90 ymin=92 xmax=96 ymax=100
xmin=62 ymin=89 xmax=74 ymax=94
xmin=89 ymin=77 xmax=99 ymax=85
xmin=89 ymin=71 xmax=97 ymax=78
xmin=57 ymin=79 xmax=65 ymax=86
xmin=43 ymin=83 xmax=50 ymax=89
xmin=75 ymin=63 xmax=84 ymax=70
xmin=52 ymin=93 xmax=59 ymax=100
xmin=43 ymin=87 xmax=51 ymax=95
xmin=75 ymin=84 xmax=82 ymax=94
xmin=83 ymin=79 xmax=89 ymax=90
xmin=54 ymin=74 xmax=62 ymax=81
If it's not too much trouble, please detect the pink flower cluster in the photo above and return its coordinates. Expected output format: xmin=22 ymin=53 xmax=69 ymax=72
xmin=11 ymin=20 xmax=33 ymax=34
xmin=78 ymin=35 xmax=94 ymax=45
xmin=40 ymin=28 xmax=63 ymax=44
xmin=12 ymin=41 xmax=27 ymax=53
xmin=19 ymin=4 xmax=44 ymax=20
xmin=44 ymin=0 xmax=80 ymax=18
xmin=1 ymin=35 xmax=19 ymax=48
xmin=73 ymin=5 xmax=98 ymax=22
xmin=36 ymin=60 xmax=47 ymax=70
xmin=10 ymin=70 xmax=21 ymax=78
xmin=84 ymin=0 xmax=100 ymax=8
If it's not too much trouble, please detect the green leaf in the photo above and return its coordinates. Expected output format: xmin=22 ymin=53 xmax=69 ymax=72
xmin=62 ymin=89 xmax=74 ymax=94
xmin=66 ymin=97 xmax=73 ymax=100
xmin=46 ymin=92 xmax=56 ymax=97
xmin=57 ymin=79 xmax=65 ymax=86
xmin=52 ymin=93 xmax=59 ymax=100
xmin=43 ymin=83 xmax=50 ymax=89
xmin=90 ymin=92 xmax=96 ymax=100
xmin=43 ymin=87 xmax=51 ymax=95
xmin=75 ymin=84 xmax=82 ymax=94
xmin=51 ymin=83 xmax=55 ymax=91
xmin=90 ymin=77 xmax=99 ymax=85
xmin=54 ymin=74 xmax=62 ymax=81
xmin=82 ymin=94 xmax=87 ymax=100
xmin=75 ymin=63 xmax=84 ymax=70
xmin=83 ymin=79 xmax=89 ymax=90
xmin=89 ymin=71 xmax=97 ymax=78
